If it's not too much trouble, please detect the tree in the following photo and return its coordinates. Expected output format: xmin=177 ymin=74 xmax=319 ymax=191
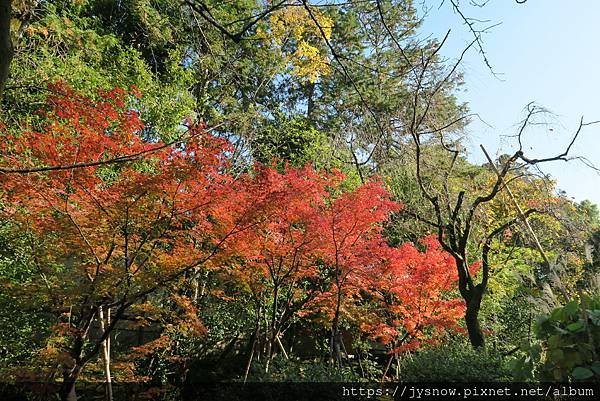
xmin=313 ymin=179 xmax=401 ymax=364
xmin=221 ymin=164 xmax=330 ymax=375
xmin=4 ymin=0 xmax=595 ymax=392
xmin=0 ymin=83 xmax=243 ymax=400
xmin=398 ymin=100 xmax=600 ymax=348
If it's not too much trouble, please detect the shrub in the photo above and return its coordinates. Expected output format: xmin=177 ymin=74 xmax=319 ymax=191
xmin=514 ymin=294 xmax=600 ymax=381
xmin=398 ymin=341 xmax=513 ymax=382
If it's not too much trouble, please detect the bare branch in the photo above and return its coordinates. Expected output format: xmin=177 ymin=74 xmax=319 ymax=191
xmin=447 ymin=0 xmax=501 ymax=76
xmin=301 ymin=0 xmax=388 ymax=168
xmin=518 ymin=117 xmax=600 ymax=165
xmin=183 ymin=0 xmax=289 ymax=43
xmin=0 ymin=123 xmax=224 ymax=174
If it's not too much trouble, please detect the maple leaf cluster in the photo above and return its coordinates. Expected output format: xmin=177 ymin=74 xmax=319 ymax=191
xmin=362 ymin=236 xmax=469 ymax=352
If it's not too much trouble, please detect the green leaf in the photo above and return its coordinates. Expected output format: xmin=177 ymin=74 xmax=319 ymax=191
xmin=530 ymin=344 xmax=542 ymax=360
xmin=553 ymin=368 xmax=564 ymax=381
xmin=572 ymin=367 xmax=594 ymax=380
xmin=563 ymin=351 xmax=583 ymax=368
xmin=566 ymin=320 xmax=584 ymax=332
xmin=536 ymin=315 xmax=549 ymax=328
xmin=562 ymin=301 xmax=579 ymax=318
xmin=549 ymin=307 xmax=564 ymax=322
xmin=591 ymin=361 xmax=600 ymax=375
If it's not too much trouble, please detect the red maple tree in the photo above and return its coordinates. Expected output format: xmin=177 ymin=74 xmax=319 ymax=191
xmin=0 ymin=83 xmax=241 ymax=399
xmin=310 ymin=179 xmax=402 ymax=364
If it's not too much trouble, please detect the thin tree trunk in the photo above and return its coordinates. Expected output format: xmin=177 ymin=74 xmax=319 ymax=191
xmin=275 ymin=334 xmax=288 ymax=360
xmin=380 ymin=354 xmax=394 ymax=382
xmin=98 ymin=306 xmax=113 ymax=401
xmin=0 ymin=0 xmax=13 ymax=102
xmin=244 ymin=306 xmax=262 ymax=383
xmin=331 ymin=284 xmax=344 ymax=365
xmin=306 ymin=82 xmax=315 ymax=122
xmin=265 ymin=285 xmax=279 ymax=373
xmin=244 ymin=311 xmax=261 ymax=383
xmin=192 ymin=275 xmax=199 ymax=304
xmin=243 ymin=336 xmax=257 ymax=384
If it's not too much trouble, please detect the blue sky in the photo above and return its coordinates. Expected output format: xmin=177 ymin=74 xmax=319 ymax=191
xmin=419 ymin=0 xmax=600 ymax=206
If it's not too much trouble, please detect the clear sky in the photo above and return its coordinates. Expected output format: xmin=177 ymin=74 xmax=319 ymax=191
xmin=419 ymin=0 xmax=600 ymax=206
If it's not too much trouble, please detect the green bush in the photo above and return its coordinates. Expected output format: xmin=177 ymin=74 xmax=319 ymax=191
xmin=398 ymin=341 xmax=513 ymax=382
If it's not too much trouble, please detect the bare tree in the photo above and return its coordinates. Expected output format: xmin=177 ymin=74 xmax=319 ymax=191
xmin=403 ymin=98 xmax=599 ymax=347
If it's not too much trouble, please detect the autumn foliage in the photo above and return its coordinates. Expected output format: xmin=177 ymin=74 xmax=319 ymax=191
xmin=0 ymin=85 xmax=466 ymax=392
xmin=362 ymin=236 xmax=469 ymax=353
xmin=1 ymin=82 xmax=236 ymax=332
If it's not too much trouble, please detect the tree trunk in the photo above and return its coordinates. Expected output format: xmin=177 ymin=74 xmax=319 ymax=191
xmin=265 ymin=285 xmax=279 ymax=373
xmin=330 ymin=285 xmax=344 ymax=365
xmin=0 ymin=0 xmax=13 ymax=102
xmin=99 ymin=306 xmax=113 ymax=401
xmin=464 ymin=285 xmax=485 ymax=348
xmin=244 ymin=306 xmax=262 ymax=382
xmin=306 ymin=82 xmax=315 ymax=122
xmin=243 ymin=333 xmax=257 ymax=384
xmin=59 ymin=366 xmax=82 ymax=401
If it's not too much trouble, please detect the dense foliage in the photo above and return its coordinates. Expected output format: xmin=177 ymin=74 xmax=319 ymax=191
xmin=1 ymin=1 xmax=599 ymax=400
